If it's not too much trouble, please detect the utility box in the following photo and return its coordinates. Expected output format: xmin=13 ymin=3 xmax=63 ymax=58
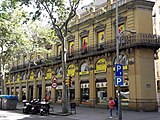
xmin=0 ymin=95 xmax=18 ymax=110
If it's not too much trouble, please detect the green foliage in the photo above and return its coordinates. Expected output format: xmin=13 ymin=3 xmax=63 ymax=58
xmin=11 ymin=0 xmax=81 ymax=38
xmin=0 ymin=1 xmax=56 ymax=66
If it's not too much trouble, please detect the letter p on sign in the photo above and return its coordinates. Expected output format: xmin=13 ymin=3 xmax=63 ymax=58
xmin=115 ymin=77 xmax=123 ymax=86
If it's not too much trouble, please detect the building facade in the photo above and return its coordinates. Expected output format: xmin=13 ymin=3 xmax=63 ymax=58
xmin=5 ymin=0 xmax=160 ymax=111
xmin=153 ymin=0 xmax=160 ymax=105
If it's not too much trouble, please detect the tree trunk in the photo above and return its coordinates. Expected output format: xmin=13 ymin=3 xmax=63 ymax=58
xmin=61 ymin=36 xmax=68 ymax=113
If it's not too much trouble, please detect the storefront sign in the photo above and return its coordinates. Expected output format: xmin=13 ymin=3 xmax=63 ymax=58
xmin=95 ymin=58 xmax=106 ymax=73
xmin=67 ymin=64 xmax=75 ymax=76
xmin=96 ymin=82 xmax=107 ymax=88
xmin=56 ymin=85 xmax=63 ymax=90
xmin=16 ymin=74 xmax=20 ymax=83
xmin=81 ymin=83 xmax=89 ymax=88
xmin=79 ymin=71 xmax=89 ymax=75
xmin=46 ymin=69 xmax=52 ymax=79
xmin=30 ymin=72 xmax=34 ymax=81
xmin=6 ymin=79 xmax=10 ymax=84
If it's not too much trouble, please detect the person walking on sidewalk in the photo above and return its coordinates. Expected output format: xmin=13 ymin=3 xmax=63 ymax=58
xmin=108 ymin=97 xmax=115 ymax=118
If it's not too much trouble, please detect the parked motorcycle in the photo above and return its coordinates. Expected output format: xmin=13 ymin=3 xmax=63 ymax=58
xmin=39 ymin=101 xmax=50 ymax=116
xmin=22 ymin=100 xmax=32 ymax=114
xmin=30 ymin=99 xmax=40 ymax=114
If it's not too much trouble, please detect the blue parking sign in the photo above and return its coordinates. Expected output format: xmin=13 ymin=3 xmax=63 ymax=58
xmin=115 ymin=77 xmax=123 ymax=85
xmin=115 ymin=64 xmax=123 ymax=76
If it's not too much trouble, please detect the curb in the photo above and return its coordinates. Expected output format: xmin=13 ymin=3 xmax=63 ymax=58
xmin=50 ymin=112 xmax=72 ymax=116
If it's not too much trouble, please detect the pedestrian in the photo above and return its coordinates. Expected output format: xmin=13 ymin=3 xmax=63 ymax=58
xmin=108 ymin=97 xmax=115 ymax=118
xmin=22 ymin=93 xmax=26 ymax=101
xmin=114 ymin=97 xmax=118 ymax=116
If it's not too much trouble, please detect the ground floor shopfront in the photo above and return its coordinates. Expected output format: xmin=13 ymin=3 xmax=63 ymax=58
xmin=5 ymin=48 xmax=158 ymax=111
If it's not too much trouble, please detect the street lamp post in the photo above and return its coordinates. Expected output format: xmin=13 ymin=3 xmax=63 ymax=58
xmin=116 ymin=29 xmax=136 ymax=120
xmin=116 ymin=1 xmax=136 ymax=120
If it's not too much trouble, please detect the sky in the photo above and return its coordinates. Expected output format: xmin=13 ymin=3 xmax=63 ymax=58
xmin=79 ymin=0 xmax=93 ymax=8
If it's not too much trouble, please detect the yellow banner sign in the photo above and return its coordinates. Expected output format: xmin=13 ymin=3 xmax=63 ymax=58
xmin=58 ymin=45 xmax=62 ymax=56
xmin=95 ymin=58 xmax=106 ymax=73
xmin=46 ymin=69 xmax=52 ymax=79
xmin=118 ymin=24 xmax=124 ymax=33
xmin=67 ymin=64 xmax=75 ymax=76
xmin=30 ymin=72 xmax=34 ymax=81
xmin=79 ymin=71 xmax=89 ymax=75
xmin=69 ymin=41 xmax=74 ymax=54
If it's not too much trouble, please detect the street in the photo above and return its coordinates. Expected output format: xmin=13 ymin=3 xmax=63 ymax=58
xmin=0 ymin=103 xmax=160 ymax=120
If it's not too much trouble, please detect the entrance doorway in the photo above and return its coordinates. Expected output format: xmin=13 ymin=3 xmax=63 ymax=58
xmin=29 ymin=86 xmax=33 ymax=101
xmin=37 ymin=85 xmax=42 ymax=100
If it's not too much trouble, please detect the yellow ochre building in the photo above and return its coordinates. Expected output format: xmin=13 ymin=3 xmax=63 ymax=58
xmin=5 ymin=0 xmax=160 ymax=111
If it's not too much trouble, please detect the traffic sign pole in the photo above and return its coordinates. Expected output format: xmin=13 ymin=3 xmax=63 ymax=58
xmin=116 ymin=0 xmax=122 ymax=119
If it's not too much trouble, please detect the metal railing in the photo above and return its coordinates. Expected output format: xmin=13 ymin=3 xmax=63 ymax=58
xmin=10 ymin=33 xmax=160 ymax=72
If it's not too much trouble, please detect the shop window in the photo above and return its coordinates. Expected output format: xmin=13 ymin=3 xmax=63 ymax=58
xmin=56 ymin=85 xmax=62 ymax=102
xmin=96 ymin=81 xmax=107 ymax=104
xmin=45 ymin=86 xmax=51 ymax=101
xmin=81 ymin=83 xmax=89 ymax=102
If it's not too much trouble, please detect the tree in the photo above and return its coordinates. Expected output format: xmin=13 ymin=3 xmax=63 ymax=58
xmin=0 ymin=3 xmax=29 ymax=94
xmin=11 ymin=0 xmax=82 ymax=113
xmin=0 ymin=1 xmax=55 ymax=96
xmin=20 ymin=20 xmax=55 ymax=101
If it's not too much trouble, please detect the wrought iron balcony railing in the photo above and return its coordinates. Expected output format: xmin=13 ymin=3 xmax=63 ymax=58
xmin=10 ymin=33 xmax=160 ymax=72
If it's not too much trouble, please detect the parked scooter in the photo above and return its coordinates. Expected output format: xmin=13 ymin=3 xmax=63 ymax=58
xmin=22 ymin=100 xmax=32 ymax=114
xmin=39 ymin=100 xmax=50 ymax=116
xmin=30 ymin=99 xmax=40 ymax=114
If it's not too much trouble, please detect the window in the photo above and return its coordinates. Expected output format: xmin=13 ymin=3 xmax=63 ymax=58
xmin=57 ymin=45 xmax=62 ymax=56
xmin=69 ymin=41 xmax=74 ymax=55
xmin=157 ymin=80 xmax=160 ymax=90
xmin=81 ymin=36 xmax=88 ymax=53
xmin=97 ymin=31 xmax=105 ymax=49
xmin=23 ymin=55 xmax=26 ymax=64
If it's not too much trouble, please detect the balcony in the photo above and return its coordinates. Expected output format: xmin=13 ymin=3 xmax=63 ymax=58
xmin=10 ymin=33 xmax=160 ymax=73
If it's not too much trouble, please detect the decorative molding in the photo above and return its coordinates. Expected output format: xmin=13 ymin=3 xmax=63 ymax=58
xmin=67 ymin=35 xmax=75 ymax=42
xmin=113 ymin=16 xmax=127 ymax=25
xmin=80 ymin=30 xmax=89 ymax=37
xmin=95 ymin=24 xmax=106 ymax=32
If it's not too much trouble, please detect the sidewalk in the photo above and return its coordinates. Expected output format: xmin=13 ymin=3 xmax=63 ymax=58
xmin=17 ymin=102 xmax=160 ymax=120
